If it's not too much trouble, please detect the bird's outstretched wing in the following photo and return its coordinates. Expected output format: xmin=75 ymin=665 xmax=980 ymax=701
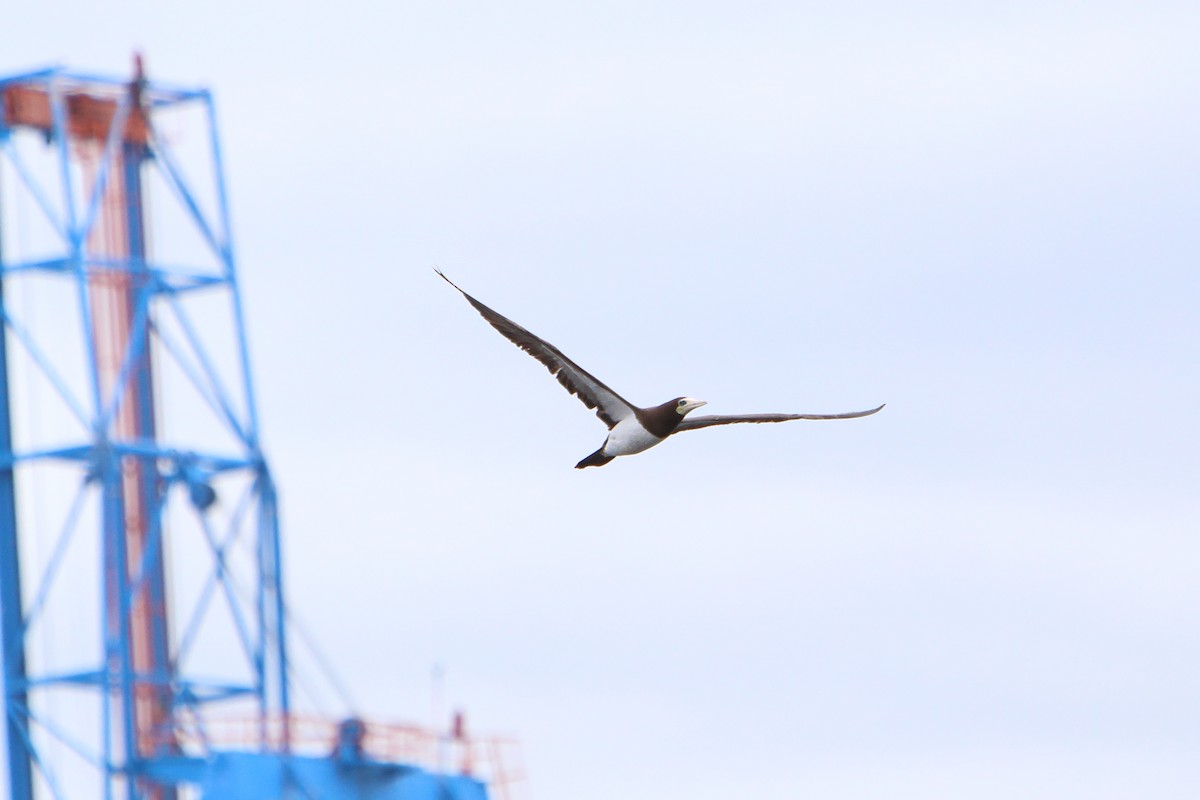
xmin=436 ymin=269 xmax=638 ymax=429
xmin=675 ymin=404 xmax=885 ymax=432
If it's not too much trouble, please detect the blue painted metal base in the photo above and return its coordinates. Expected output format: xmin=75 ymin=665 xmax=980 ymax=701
xmin=142 ymin=752 xmax=488 ymax=800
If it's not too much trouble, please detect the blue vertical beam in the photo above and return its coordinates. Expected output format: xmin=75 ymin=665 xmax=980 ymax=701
xmin=125 ymin=120 xmax=178 ymax=772
xmin=209 ymin=75 xmax=290 ymax=748
xmin=258 ymin=470 xmax=290 ymax=750
xmin=0 ymin=168 xmax=36 ymax=800
xmin=253 ymin=477 xmax=268 ymax=748
xmin=47 ymin=76 xmax=103 ymax=425
xmin=101 ymin=447 xmax=138 ymax=800
xmin=205 ymin=93 xmax=260 ymax=447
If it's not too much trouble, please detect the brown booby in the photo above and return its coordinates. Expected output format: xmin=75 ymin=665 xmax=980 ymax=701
xmin=436 ymin=270 xmax=884 ymax=468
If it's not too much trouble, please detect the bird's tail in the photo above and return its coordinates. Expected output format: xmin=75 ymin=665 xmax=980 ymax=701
xmin=575 ymin=448 xmax=614 ymax=469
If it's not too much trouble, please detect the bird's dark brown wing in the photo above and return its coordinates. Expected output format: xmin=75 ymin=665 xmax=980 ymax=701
xmin=437 ymin=269 xmax=638 ymax=429
xmin=675 ymin=404 xmax=885 ymax=432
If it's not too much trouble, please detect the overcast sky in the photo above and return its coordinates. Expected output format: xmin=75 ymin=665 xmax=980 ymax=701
xmin=2 ymin=2 xmax=1198 ymax=798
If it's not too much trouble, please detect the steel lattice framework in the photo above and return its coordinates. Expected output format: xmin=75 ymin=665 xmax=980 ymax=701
xmin=0 ymin=64 xmax=290 ymax=799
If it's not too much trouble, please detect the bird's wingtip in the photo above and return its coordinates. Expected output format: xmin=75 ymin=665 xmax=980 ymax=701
xmin=433 ymin=267 xmax=465 ymax=294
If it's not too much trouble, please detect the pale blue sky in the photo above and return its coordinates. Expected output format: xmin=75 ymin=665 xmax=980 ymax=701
xmin=2 ymin=2 xmax=1198 ymax=798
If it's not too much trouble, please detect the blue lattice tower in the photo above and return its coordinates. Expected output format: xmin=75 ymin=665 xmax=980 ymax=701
xmin=0 ymin=61 xmax=497 ymax=800
xmin=0 ymin=61 xmax=291 ymax=799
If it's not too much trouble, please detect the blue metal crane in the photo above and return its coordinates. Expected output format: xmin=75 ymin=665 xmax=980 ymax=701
xmin=0 ymin=62 xmax=493 ymax=800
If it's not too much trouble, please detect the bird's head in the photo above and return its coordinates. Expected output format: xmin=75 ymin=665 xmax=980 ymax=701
xmin=673 ymin=397 xmax=707 ymax=416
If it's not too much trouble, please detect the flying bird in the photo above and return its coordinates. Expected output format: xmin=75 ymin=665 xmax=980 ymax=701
xmin=436 ymin=270 xmax=883 ymax=468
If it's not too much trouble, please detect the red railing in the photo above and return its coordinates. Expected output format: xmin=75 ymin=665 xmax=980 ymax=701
xmin=168 ymin=713 xmax=527 ymax=799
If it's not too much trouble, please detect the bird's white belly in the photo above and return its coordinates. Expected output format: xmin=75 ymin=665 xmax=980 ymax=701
xmin=603 ymin=417 xmax=663 ymax=457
